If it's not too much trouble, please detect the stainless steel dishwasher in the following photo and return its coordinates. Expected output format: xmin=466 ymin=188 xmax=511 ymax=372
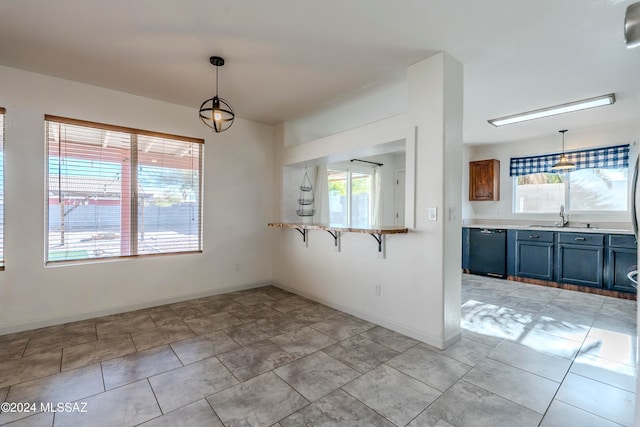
xmin=468 ymin=228 xmax=507 ymax=278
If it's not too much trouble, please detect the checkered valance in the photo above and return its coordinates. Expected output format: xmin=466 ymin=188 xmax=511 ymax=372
xmin=509 ymin=144 xmax=630 ymax=176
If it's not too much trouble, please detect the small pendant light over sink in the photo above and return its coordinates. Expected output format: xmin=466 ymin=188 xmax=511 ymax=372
xmin=199 ymin=56 xmax=235 ymax=133
xmin=551 ymin=129 xmax=576 ymax=171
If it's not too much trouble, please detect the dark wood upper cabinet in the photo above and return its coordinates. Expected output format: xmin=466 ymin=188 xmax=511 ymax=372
xmin=469 ymin=159 xmax=500 ymax=201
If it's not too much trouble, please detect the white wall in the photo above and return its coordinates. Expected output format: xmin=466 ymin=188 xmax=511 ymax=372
xmin=272 ymin=53 xmax=463 ymax=348
xmin=463 ymin=121 xmax=640 ymax=226
xmin=0 ymin=66 xmax=275 ymax=333
xmin=286 ymin=79 xmax=407 ymax=146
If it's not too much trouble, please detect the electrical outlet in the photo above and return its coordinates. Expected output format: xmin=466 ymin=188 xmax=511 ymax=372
xmin=428 ymin=207 xmax=437 ymax=221
xmin=375 ymin=283 xmax=381 ymax=296
xmin=235 ymin=263 xmax=240 ymax=272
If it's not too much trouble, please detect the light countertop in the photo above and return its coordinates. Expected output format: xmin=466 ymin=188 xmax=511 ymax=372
xmin=463 ymin=223 xmax=633 ymax=235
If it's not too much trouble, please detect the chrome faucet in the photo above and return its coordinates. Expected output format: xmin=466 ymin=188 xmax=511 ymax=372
xmin=559 ymin=205 xmax=569 ymax=227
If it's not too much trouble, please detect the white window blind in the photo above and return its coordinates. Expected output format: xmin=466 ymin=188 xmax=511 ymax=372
xmin=45 ymin=115 xmax=203 ymax=263
xmin=0 ymin=108 xmax=4 ymax=269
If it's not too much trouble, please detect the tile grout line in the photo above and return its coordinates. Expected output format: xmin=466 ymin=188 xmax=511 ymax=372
xmin=402 ymin=367 xmax=475 ymax=427
xmin=166 ymin=343 xmax=185 ymax=367
xmin=203 ymin=397 xmax=226 ymax=427
xmin=145 ymin=378 xmax=163 ymax=415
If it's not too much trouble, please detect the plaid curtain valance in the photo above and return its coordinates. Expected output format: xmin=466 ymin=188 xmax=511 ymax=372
xmin=509 ymin=144 xmax=630 ymax=177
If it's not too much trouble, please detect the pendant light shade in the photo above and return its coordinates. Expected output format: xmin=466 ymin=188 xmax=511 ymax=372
xmin=551 ymin=129 xmax=576 ymax=171
xmin=625 ymin=2 xmax=640 ymax=49
xmin=199 ymin=56 xmax=235 ymax=133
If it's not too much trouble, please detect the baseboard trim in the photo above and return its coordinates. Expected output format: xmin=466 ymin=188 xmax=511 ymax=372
xmin=0 ymin=280 xmax=273 ymax=336
xmin=273 ymin=281 xmax=455 ymax=349
xmin=505 ymin=275 xmax=637 ymax=300
xmin=443 ymin=330 xmax=463 ymax=348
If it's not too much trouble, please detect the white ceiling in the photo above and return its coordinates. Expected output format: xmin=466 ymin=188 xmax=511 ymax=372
xmin=0 ymin=0 xmax=639 ymax=144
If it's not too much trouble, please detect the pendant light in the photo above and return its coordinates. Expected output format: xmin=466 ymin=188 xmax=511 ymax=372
xmin=625 ymin=2 xmax=640 ymax=49
xmin=199 ymin=56 xmax=235 ymax=133
xmin=551 ymin=129 xmax=576 ymax=171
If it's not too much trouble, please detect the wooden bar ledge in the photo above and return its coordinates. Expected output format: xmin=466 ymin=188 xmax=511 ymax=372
xmin=268 ymin=222 xmax=408 ymax=257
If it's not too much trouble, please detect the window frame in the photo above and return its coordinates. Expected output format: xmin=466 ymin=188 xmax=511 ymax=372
xmin=44 ymin=115 xmax=204 ymax=264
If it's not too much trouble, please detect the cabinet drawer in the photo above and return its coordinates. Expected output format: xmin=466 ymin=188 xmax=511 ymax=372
xmin=558 ymin=233 xmax=604 ymax=246
xmin=609 ymin=234 xmax=637 ymax=248
xmin=515 ymin=230 xmax=554 ymax=243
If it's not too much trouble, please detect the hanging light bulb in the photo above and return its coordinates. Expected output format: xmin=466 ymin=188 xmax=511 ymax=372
xmin=213 ymin=108 xmax=222 ymax=122
xmin=212 ymin=98 xmax=224 ymax=131
xmin=199 ymin=56 xmax=235 ymax=133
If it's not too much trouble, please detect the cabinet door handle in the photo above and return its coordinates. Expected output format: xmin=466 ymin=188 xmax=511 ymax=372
xmin=529 ymin=235 xmax=539 ymax=239
xmin=574 ymin=237 xmax=586 ymax=241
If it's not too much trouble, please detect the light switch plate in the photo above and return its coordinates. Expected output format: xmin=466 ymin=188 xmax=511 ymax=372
xmin=428 ymin=207 xmax=437 ymax=221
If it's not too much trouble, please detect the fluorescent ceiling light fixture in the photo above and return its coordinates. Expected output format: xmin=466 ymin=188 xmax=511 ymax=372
xmin=488 ymin=94 xmax=616 ymax=127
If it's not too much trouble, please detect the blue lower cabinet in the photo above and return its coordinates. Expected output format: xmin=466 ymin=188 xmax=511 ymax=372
xmin=557 ymin=233 xmax=604 ymax=288
xmin=607 ymin=235 xmax=637 ymax=293
xmin=515 ymin=241 xmax=554 ymax=281
xmin=557 ymin=245 xmax=604 ymax=287
xmin=514 ymin=230 xmax=555 ymax=281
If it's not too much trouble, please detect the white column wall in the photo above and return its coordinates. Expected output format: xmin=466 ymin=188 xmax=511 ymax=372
xmin=272 ymin=53 xmax=463 ymax=348
xmin=0 ymin=66 xmax=275 ymax=333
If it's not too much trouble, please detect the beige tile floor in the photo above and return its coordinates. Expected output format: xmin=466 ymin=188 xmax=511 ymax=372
xmin=0 ymin=274 xmax=636 ymax=426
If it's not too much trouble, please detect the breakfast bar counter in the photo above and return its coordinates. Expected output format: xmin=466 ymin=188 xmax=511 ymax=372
xmin=268 ymin=222 xmax=408 ymax=257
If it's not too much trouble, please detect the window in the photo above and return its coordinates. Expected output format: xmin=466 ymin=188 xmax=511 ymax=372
xmin=46 ymin=116 xmax=203 ymax=263
xmin=0 ymin=108 xmax=4 ymax=269
xmin=569 ymin=167 xmax=627 ymax=211
xmin=511 ymin=144 xmax=629 ymax=214
xmin=327 ymin=165 xmax=373 ymax=226
xmin=514 ymin=173 xmax=566 ymax=213
xmin=514 ymin=169 xmax=628 ymax=213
